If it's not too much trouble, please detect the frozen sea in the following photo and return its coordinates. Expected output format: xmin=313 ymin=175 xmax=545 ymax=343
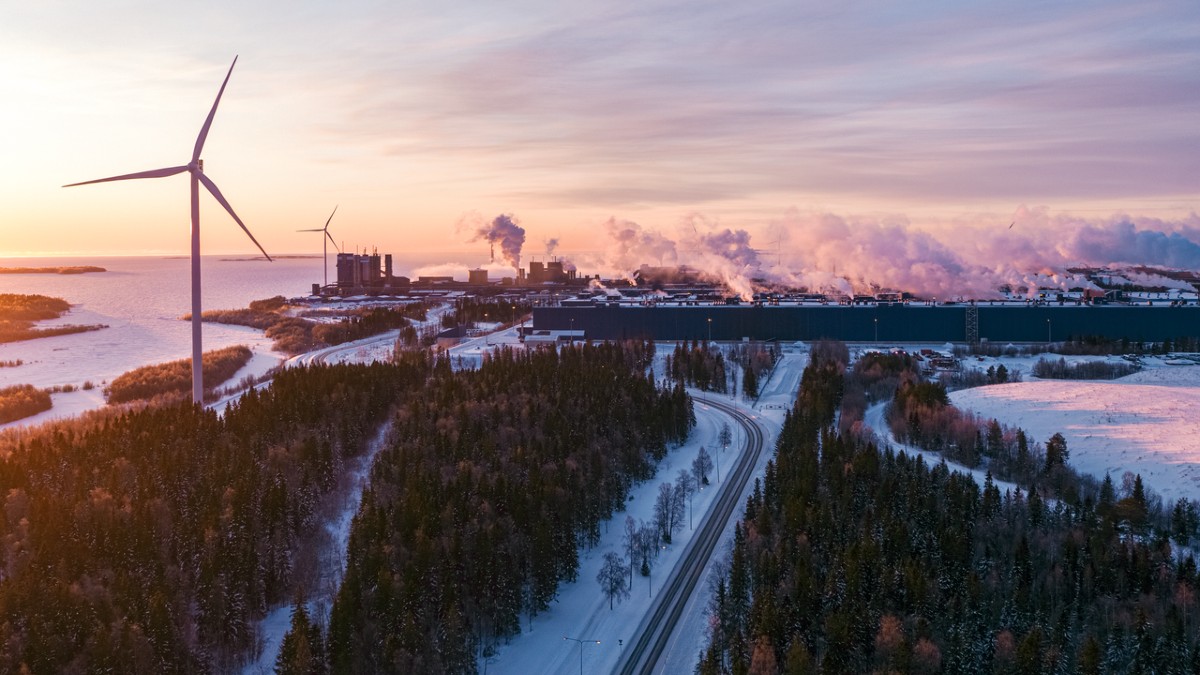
xmin=0 ymin=253 xmax=461 ymax=394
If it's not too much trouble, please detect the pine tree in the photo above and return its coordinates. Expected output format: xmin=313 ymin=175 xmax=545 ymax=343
xmin=743 ymin=365 xmax=759 ymax=399
xmin=276 ymin=600 xmax=326 ymax=675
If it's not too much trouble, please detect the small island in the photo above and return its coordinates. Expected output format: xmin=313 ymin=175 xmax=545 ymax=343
xmin=0 ymin=384 xmax=52 ymax=424
xmin=0 ymin=265 xmax=106 ymax=274
xmin=105 ymin=345 xmax=252 ymax=404
xmin=0 ymin=293 xmax=107 ymax=343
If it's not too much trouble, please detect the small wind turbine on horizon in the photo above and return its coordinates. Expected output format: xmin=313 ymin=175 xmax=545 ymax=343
xmin=297 ymin=206 xmax=341 ymax=288
xmin=64 ymin=56 xmax=271 ymax=405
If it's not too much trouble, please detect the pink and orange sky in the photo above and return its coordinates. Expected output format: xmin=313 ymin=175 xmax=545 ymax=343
xmin=1 ymin=0 xmax=1197 ymax=264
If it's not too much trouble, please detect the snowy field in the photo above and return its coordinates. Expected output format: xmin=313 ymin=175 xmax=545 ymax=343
xmin=949 ymin=360 xmax=1200 ymax=503
xmin=845 ymin=345 xmax=1200 ymax=503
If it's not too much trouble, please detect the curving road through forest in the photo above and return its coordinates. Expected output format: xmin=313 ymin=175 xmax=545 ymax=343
xmin=614 ymin=396 xmax=767 ymax=675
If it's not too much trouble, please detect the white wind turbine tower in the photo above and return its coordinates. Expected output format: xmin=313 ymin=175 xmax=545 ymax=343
xmin=65 ymin=56 xmax=271 ymax=405
xmin=297 ymin=206 xmax=341 ymax=288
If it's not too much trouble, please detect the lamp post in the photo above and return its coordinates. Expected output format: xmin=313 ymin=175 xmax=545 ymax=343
xmin=874 ymin=316 xmax=878 ymax=342
xmin=484 ymin=312 xmax=489 ymax=346
xmin=1047 ymin=317 xmax=1051 ymax=343
xmin=707 ymin=316 xmax=712 ymax=346
xmin=563 ymin=636 xmax=600 ymax=675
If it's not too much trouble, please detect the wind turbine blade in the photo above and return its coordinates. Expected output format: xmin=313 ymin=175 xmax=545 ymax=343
xmin=297 ymin=228 xmax=325 ymax=232
xmin=324 ymin=205 xmax=338 ymax=230
xmin=325 ymin=230 xmax=341 ymax=253
xmin=197 ymin=172 xmax=272 ymax=261
xmin=63 ymin=165 xmax=188 ymax=187
xmin=192 ymin=56 xmax=238 ymax=162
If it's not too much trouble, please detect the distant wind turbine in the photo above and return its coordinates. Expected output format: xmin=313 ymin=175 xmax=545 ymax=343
xmin=297 ymin=206 xmax=341 ymax=288
xmin=64 ymin=56 xmax=271 ymax=405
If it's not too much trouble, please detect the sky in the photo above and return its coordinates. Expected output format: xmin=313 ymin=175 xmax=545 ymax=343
xmin=2 ymin=0 xmax=1198 ymax=275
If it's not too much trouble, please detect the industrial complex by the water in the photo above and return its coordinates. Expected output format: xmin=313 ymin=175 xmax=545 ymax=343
xmin=313 ymin=251 xmax=1200 ymax=344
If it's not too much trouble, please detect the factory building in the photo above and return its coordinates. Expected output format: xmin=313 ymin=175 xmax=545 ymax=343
xmin=331 ymin=251 xmax=407 ymax=294
xmin=532 ymin=304 xmax=1200 ymax=344
xmin=523 ymin=258 xmax=577 ymax=285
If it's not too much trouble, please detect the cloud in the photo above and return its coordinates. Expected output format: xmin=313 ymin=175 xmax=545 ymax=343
xmin=322 ymin=0 xmax=1200 ymax=210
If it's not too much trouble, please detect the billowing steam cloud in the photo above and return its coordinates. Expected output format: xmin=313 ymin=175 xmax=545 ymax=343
xmin=603 ymin=217 xmax=678 ymax=276
xmin=544 ymin=237 xmax=559 ymax=256
xmin=467 ymin=213 xmax=526 ymax=269
xmin=589 ymin=207 xmax=1200 ymax=300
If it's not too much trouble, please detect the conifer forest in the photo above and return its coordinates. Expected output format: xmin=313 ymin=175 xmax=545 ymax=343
xmin=0 ymin=341 xmax=693 ymax=673
xmin=698 ymin=346 xmax=1200 ymax=674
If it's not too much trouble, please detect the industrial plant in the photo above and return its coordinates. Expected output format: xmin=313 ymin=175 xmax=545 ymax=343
xmin=310 ymin=251 xmax=594 ymax=296
xmin=306 ymin=254 xmax=1200 ymax=345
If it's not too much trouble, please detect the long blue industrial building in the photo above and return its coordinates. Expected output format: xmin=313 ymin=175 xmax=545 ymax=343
xmin=531 ymin=304 xmax=1200 ymax=343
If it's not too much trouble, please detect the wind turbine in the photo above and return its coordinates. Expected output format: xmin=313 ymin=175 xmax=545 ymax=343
xmin=64 ymin=56 xmax=271 ymax=405
xmin=297 ymin=206 xmax=341 ymax=288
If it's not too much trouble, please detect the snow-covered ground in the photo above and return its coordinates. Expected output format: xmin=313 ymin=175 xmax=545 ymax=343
xmin=949 ymin=361 xmax=1200 ymax=503
xmin=841 ymin=345 xmax=1200 ymax=503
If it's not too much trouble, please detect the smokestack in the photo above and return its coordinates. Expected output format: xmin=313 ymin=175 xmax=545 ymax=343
xmin=472 ymin=213 xmax=526 ymax=270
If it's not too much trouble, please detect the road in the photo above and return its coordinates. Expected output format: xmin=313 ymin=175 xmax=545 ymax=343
xmin=614 ymin=396 xmax=767 ymax=675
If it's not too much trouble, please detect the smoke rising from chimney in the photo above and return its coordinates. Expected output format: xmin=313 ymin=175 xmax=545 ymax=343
xmin=465 ymin=212 xmax=526 ymax=270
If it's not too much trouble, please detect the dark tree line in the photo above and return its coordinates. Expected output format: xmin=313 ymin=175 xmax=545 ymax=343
xmin=884 ymin=370 xmax=1130 ymax=514
xmin=1031 ymin=358 xmax=1140 ymax=381
xmin=728 ymin=341 xmax=781 ymax=399
xmin=441 ymin=298 xmax=532 ymax=328
xmin=665 ymin=340 xmax=781 ymax=397
xmin=201 ymin=297 xmax=431 ymax=354
xmin=957 ymin=335 xmax=1200 ymax=358
xmin=315 ymin=341 xmax=693 ymax=673
xmin=667 ymin=340 xmax=729 ymax=393
xmin=699 ymin=347 xmax=1200 ymax=675
xmin=0 ymin=360 xmax=424 ymax=673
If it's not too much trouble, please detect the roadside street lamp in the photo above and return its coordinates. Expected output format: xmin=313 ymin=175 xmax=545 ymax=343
xmin=874 ymin=317 xmax=878 ymax=342
xmin=707 ymin=316 xmax=712 ymax=345
xmin=1047 ymin=317 xmax=1051 ymax=343
xmin=563 ymin=636 xmax=600 ymax=675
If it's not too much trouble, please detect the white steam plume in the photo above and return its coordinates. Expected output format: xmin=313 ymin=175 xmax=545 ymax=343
xmin=589 ymin=207 xmax=1200 ymax=300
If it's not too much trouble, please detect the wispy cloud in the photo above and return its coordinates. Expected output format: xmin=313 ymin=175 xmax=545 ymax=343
xmin=3 ymin=0 xmax=1197 ymax=256
xmin=321 ymin=0 xmax=1199 ymax=210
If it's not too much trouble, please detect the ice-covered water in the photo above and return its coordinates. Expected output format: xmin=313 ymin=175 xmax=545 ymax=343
xmin=0 ymin=253 xmax=452 ymax=391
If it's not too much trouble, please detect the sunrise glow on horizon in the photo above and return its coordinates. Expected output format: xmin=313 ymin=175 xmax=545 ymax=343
xmin=1 ymin=1 xmax=1197 ymax=262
